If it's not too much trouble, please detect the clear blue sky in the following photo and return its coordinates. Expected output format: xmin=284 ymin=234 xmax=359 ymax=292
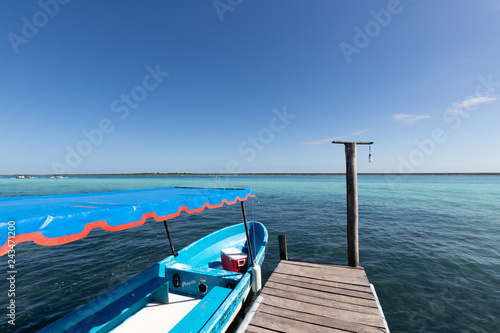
xmin=1 ymin=0 xmax=499 ymax=174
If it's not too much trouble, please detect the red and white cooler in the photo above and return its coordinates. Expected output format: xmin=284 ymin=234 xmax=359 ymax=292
xmin=221 ymin=247 xmax=248 ymax=273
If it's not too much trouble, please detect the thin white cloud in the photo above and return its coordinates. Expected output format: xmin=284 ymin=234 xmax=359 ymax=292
xmin=448 ymin=95 xmax=496 ymax=115
xmin=447 ymin=108 xmax=467 ymax=116
xmin=350 ymin=129 xmax=369 ymax=136
xmin=392 ymin=113 xmax=430 ymax=124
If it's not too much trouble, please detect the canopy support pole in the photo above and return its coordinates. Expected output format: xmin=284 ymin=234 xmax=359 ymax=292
xmin=240 ymin=201 xmax=255 ymax=266
xmin=163 ymin=220 xmax=178 ymax=257
xmin=241 ymin=200 xmax=261 ymax=292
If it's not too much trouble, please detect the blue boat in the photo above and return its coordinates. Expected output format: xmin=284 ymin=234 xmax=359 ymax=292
xmin=0 ymin=187 xmax=267 ymax=332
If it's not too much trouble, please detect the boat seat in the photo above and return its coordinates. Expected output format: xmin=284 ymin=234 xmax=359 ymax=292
xmin=169 ymin=286 xmax=231 ymax=333
xmin=39 ymin=275 xmax=169 ymax=333
xmin=87 ymin=276 xmax=170 ymax=332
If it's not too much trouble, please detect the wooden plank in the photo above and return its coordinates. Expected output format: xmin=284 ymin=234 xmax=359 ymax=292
xmin=263 ymin=281 xmax=378 ymax=309
xmin=280 ymin=261 xmax=368 ymax=279
xmin=272 ymin=277 xmax=374 ymax=301
xmin=257 ymin=304 xmax=385 ymax=333
xmin=266 ymin=275 xmax=375 ymax=302
xmin=268 ymin=273 xmax=374 ymax=300
xmin=284 ymin=260 xmax=365 ymax=273
xmin=245 ymin=325 xmax=278 ymax=333
xmin=332 ymin=141 xmax=374 ymax=145
xmin=261 ymin=287 xmax=380 ymax=315
xmin=260 ymin=294 xmax=386 ymax=329
xmin=276 ymin=262 xmax=370 ymax=286
xmin=274 ymin=266 xmax=370 ymax=287
xmin=270 ymin=271 xmax=372 ymax=293
xmin=248 ymin=311 xmax=347 ymax=333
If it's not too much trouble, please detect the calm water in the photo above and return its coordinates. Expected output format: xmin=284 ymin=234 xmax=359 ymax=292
xmin=1 ymin=175 xmax=499 ymax=332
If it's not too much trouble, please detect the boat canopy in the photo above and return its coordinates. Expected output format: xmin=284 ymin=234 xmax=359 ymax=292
xmin=0 ymin=187 xmax=255 ymax=256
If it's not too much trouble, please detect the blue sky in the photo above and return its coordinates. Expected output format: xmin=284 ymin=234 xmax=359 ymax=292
xmin=1 ymin=0 xmax=499 ymax=174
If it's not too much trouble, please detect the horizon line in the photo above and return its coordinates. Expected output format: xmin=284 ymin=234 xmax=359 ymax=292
xmin=2 ymin=172 xmax=500 ymax=176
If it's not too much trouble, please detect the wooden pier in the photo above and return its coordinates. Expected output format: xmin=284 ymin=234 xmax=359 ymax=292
xmin=242 ymin=260 xmax=389 ymax=333
xmin=239 ymin=140 xmax=388 ymax=332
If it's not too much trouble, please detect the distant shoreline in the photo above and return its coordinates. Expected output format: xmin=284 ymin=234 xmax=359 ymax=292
xmin=3 ymin=172 xmax=500 ymax=177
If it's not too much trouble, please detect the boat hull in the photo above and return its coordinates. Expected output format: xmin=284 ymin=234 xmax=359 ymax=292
xmin=40 ymin=221 xmax=267 ymax=333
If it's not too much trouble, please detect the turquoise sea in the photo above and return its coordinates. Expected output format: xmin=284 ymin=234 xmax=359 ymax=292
xmin=1 ymin=175 xmax=499 ymax=332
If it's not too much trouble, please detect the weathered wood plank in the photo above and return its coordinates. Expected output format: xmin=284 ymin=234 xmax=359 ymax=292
xmin=248 ymin=311 xmax=347 ymax=333
xmin=332 ymin=141 xmax=374 ymax=145
xmin=270 ymin=271 xmax=372 ymax=293
xmin=276 ymin=261 xmax=370 ymax=286
xmin=261 ymin=287 xmax=381 ymax=315
xmin=267 ymin=275 xmax=376 ymax=302
xmin=280 ymin=260 xmax=368 ymax=278
xmin=284 ymin=260 xmax=365 ymax=272
xmin=260 ymin=294 xmax=386 ymax=329
xmin=244 ymin=325 xmax=279 ymax=333
xmin=268 ymin=273 xmax=374 ymax=300
xmin=263 ymin=281 xmax=378 ymax=308
xmin=257 ymin=303 xmax=385 ymax=333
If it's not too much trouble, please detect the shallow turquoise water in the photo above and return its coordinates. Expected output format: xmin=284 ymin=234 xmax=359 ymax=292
xmin=1 ymin=175 xmax=499 ymax=332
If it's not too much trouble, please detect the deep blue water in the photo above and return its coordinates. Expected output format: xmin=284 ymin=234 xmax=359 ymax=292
xmin=1 ymin=175 xmax=499 ymax=332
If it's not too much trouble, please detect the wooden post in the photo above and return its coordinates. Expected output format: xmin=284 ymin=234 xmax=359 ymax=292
xmin=278 ymin=234 xmax=288 ymax=261
xmin=332 ymin=141 xmax=373 ymax=267
xmin=345 ymin=142 xmax=358 ymax=267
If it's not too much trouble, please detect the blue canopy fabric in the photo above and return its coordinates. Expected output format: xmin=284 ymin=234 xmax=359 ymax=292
xmin=0 ymin=187 xmax=254 ymax=256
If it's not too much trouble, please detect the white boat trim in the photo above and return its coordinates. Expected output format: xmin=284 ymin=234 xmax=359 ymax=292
xmin=235 ymin=295 xmax=263 ymax=333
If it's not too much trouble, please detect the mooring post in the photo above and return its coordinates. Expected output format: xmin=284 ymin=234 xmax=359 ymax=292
xmin=278 ymin=234 xmax=288 ymax=261
xmin=332 ymin=140 xmax=373 ymax=267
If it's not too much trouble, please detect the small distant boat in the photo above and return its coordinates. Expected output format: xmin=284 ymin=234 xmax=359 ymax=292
xmin=16 ymin=174 xmax=33 ymax=179
xmin=15 ymin=175 xmax=25 ymax=179
xmin=50 ymin=175 xmax=65 ymax=178
xmin=0 ymin=187 xmax=266 ymax=333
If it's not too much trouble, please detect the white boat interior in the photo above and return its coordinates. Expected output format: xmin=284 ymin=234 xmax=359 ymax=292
xmin=112 ymin=293 xmax=201 ymax=333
